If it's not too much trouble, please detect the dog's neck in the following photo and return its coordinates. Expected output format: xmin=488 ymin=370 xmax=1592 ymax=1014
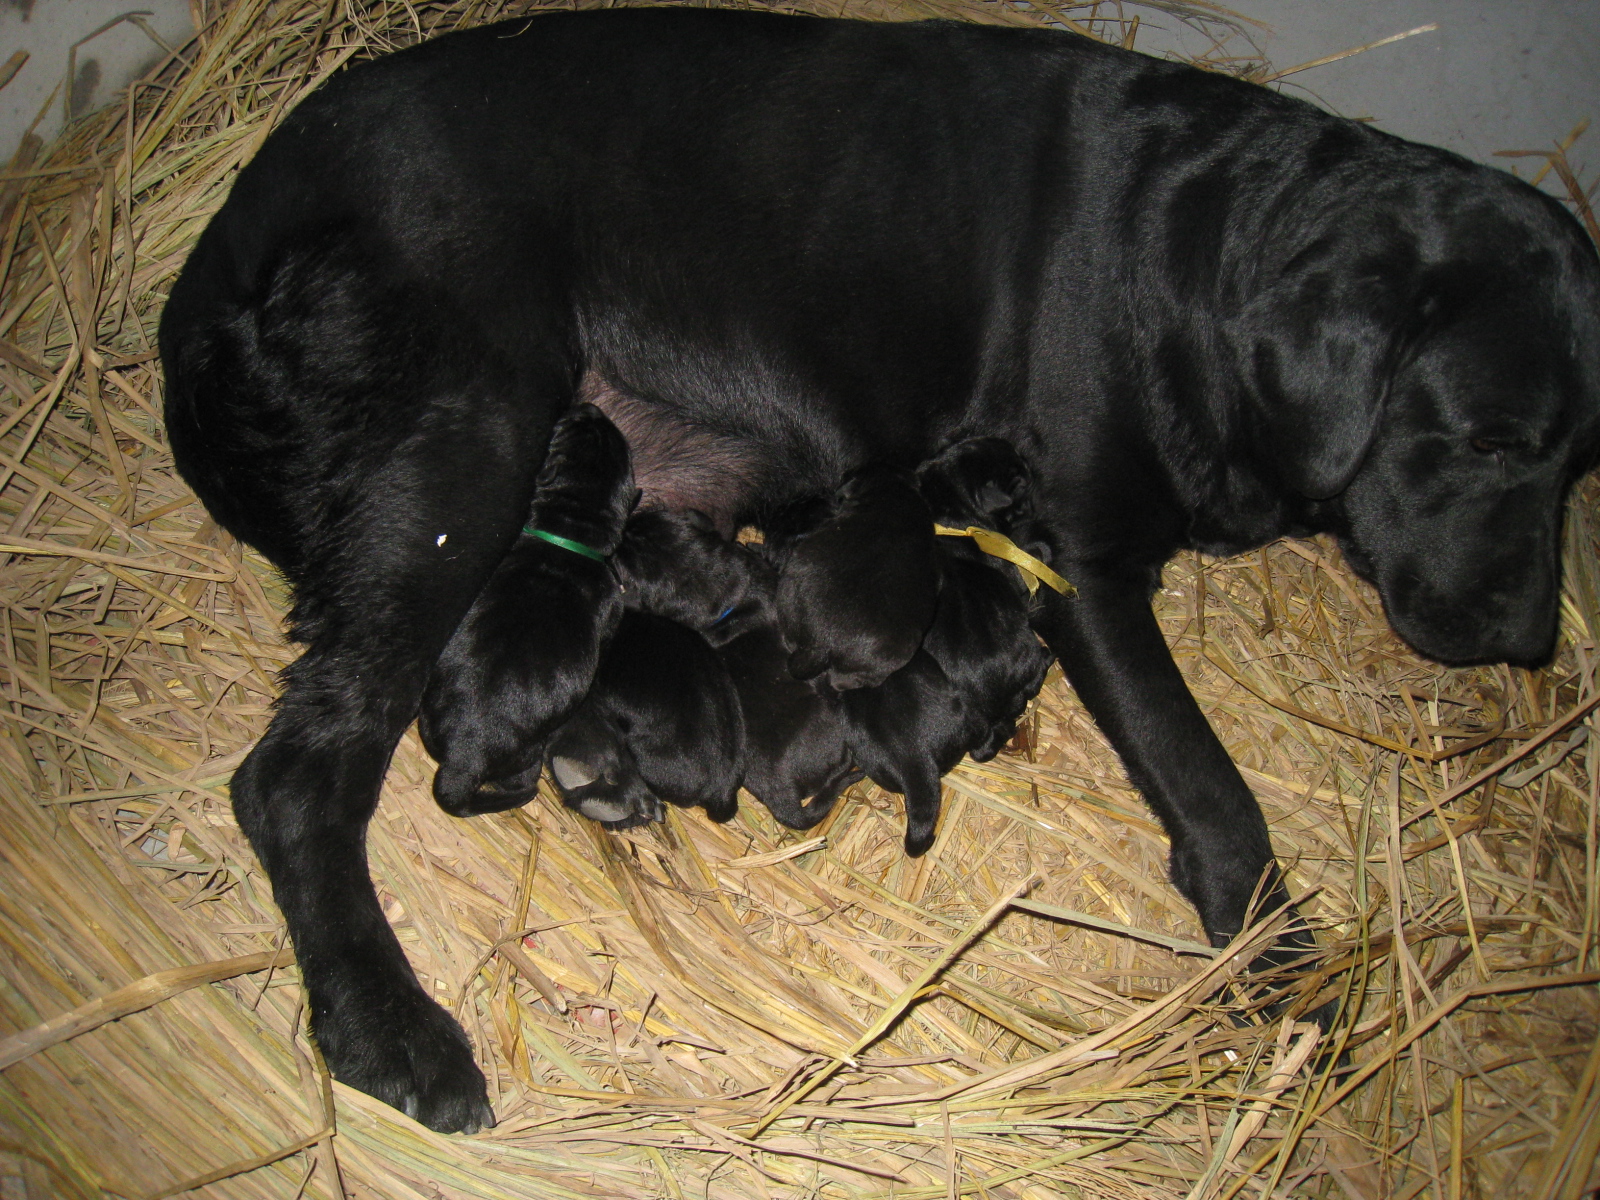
xmin=526 ymin=489 xmax=630 ymax=557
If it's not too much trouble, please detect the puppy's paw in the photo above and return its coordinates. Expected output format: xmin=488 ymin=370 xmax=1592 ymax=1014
xmin=761 ymin=767 xmax=863 ymax=830
xmin=317 ymin=987 xmax=493 ymax=1135
xmin=551 ymin=755 xmax=664 ymax=828
xmin=433 ymin=762 xmax=541 ymax=817
xmin=700 ymin=791 xmax=739 ymax=823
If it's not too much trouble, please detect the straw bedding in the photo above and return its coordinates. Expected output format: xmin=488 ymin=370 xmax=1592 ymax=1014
xmin=1 ymin=2 xmax=1596 ymax=1197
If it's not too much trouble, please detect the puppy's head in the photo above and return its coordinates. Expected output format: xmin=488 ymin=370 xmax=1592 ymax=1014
xmin=613 ymin=509 xmax=763 ymax=631
xmin=770 ymin=466 xmax=939 ymax=690
xmin=1233 ymin=159 xmax=1600 ymax=665
xmin=916 ymin=438 xmax=1035 ymax=532
xmin=967 ymin=644 xmax=1052 ymax=763
xmin=526 ymin=402 xmax=636 ymax=556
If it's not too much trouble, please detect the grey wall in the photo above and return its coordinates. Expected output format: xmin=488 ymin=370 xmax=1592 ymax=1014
xmin=1130 ymin=0 xmax=1598 ymax=196
xmin=1 ymin=0 xmax=194 ymax=166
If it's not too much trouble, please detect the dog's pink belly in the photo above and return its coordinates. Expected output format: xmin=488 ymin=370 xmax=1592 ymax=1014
xmin=579 ymin=371 xmax=762 ymax=535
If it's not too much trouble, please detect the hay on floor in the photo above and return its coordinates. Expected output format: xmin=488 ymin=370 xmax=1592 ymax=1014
xmin=0 ymin=2 xmax=1596 ymax=1198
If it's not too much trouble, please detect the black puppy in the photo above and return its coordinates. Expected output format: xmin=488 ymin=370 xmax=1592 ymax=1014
xmin=612 ymin=508 xmax=762 ymax=636
xmin=418 ymin=404 xmax=632 ymax=817
xmin=769 ymin=465 xmax=939 ymax=691
xmin=718 ymin=551 xmax=864 ymax=831
xmin=547 ymin=610 xmax=744 ymax=827
xmin=545 ymin=510 xmax=756 ymax=827
xmin=845 ymin=439 xmax=1053 ymax=855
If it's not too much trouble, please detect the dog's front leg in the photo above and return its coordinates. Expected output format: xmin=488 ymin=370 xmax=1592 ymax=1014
xmin=1031 ymin=566 xmax=1312 ymax=962
xmin=231 ymin=651 xmax=494 ymax=1134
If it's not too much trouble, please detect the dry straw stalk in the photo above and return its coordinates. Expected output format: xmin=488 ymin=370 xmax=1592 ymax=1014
xmin=0 ymin=2 xmax=1596 ymax=1198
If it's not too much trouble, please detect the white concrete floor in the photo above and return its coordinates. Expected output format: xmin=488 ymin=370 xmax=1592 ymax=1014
xmin=0 ymin=0 xmax=194 ymax=166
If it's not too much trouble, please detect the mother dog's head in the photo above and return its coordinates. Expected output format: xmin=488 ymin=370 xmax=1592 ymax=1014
xmin=1232 ymin=149 xmax=1600 ymax=666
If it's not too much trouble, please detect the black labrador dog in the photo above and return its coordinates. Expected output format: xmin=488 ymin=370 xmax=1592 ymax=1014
xmin=159 ymin=9 xmax=1600 ymax=1132
xmin=417 ymin=403 xmax=633 ymax=817
xmin=845 ymin=439 xmax=1053 ymax=855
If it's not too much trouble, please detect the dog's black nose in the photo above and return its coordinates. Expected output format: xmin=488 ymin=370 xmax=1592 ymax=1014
xmin=1388 ymin=589 xmax=1558 ymax=667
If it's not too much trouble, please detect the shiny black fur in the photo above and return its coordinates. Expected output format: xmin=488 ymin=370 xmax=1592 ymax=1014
xmin=845 ymin=439 xmax=1052 ymax=855
xmin=546 ymin=510 xmax=758 ymax=826
xmin=717 ymin=557 xmax=864 ymax=831
xmin=770 ymin=465 xmax=938 ymax=690
xmin=547 ymin=611 xmax=744 ymax=826
xmin=160 ymin=9 xmax=1600 ymax=1131
xmin=417 ymin=404 xmax=633 ymax=817
xmin=612 ymin=509 xmax=764 ymax=640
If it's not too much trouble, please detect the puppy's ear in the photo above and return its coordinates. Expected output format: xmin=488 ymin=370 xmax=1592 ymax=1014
xmin=1231 ymin=249 xmax=1418 ymax=499
xmin=975 ymin=481 xmax=1016 ymax=516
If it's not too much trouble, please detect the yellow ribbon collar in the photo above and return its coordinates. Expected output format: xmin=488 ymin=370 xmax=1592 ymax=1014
xmin=933 ymin=525 xmax=1074 ymax=597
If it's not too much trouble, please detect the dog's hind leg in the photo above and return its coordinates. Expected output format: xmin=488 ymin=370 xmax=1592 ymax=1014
xmin=226 ymin=389 xmax=563 ymax=1132
xmin=164 ymin=229 xmax=575 ymax=1130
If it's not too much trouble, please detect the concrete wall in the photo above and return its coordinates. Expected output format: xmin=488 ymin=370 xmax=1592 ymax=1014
xmin=0 ymin=0 xmax=195 ymax=166
xmin=1128 ymin=0 xmax=1598 ymax=195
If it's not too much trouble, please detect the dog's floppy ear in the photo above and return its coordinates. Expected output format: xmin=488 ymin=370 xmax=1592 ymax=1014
xmin=1230 ymin=244 xmax=1420 ymax=499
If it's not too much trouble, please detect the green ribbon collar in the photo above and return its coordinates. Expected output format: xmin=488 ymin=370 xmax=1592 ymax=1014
xmin=522 ymin=526 xmax=608 ymax=562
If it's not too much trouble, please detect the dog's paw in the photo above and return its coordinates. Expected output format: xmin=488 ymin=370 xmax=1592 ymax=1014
xmin=1214 ymin=915 xmax=1339 ymax=1028
xmin=317 ymin=988 xmax=494 ymax=1134
xmin=551 ymin=755 xmax=664 ymax=828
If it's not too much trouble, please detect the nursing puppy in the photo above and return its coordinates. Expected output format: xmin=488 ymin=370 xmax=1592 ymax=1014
xmin=718 ymin=551 xmax=864 ymax=830
xmin=546 ymin=509 xmax=757 ymax=826
xmin=418 ymin=404 xmax=632 ymax=816
xmin=547 ymin=610 xmax=744 ymax=827
xmin=612 ymin=508 xmax=763 ymax=639
xmin=845 ymin=439 xmax=1052 ymax=855
xmin=769 ymin=465 xmax=938 ymax=690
